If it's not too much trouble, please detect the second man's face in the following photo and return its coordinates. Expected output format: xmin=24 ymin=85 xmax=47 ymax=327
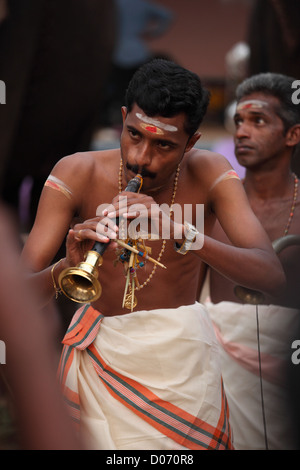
xmin=233 ymin=92 xmax=287 ymax=169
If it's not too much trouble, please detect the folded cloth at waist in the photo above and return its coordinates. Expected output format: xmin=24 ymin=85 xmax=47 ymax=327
xmin=206 ymin=301 xmax=299 ymax=385
xmin=206 ymin=301 xmax=299 ymax=450
xmin=58 ymin=302 xmax=234 ymax=450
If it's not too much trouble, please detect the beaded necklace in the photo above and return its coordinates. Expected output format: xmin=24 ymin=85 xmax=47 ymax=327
xmin=243 ymin=173 xmax=298 ymax=236
xmin=117 ymin=158 xmax=180 ymax=309
xmin=283 ymin=173 xmax=298 ymax=236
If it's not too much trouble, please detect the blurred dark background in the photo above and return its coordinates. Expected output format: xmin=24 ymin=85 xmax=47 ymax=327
xmin=1 ymin=0 xmax=300 ymax=233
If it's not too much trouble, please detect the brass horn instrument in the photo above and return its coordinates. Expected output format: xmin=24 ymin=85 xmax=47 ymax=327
xmin=234 ymin=234 xmax=300 ymax=304
xmin=58 ymin=173 xmax=143 ymax=303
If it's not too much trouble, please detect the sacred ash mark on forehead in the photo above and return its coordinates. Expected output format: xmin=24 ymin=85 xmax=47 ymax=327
xmin=135 ymin=112 xmax=178 ymax=135
xmin=236 ymin=99 xmax=269 ymax=112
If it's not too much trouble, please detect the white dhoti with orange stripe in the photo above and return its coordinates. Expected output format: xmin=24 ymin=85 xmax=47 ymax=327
xmin=206 ymin=301 xmax=299 ymax=450
xmin=58 ymin=302 xmax=233 ymax=450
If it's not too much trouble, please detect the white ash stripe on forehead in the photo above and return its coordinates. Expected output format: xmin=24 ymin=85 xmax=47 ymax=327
xmin=236 ymin=99 xmax=269 ymax=111
xmin=136 ymin=113 xmax=178 ymax=132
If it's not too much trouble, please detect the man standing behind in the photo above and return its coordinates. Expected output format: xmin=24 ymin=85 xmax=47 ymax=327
xmin=207 ymin=73 xmax=300 ymax=449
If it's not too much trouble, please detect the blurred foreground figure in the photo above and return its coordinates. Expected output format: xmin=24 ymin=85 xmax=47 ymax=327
xmin=0 ymin=205 xmax=82 ymax=449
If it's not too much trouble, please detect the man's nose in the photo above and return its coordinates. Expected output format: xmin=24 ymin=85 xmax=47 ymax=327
xmin=133 ymin=141 xmax=153 ymax=168
xmin=235 ymin=121 xmax=251 ymax=140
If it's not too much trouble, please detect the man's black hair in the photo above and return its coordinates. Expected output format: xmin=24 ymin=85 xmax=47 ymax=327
xmin=236 ymin=72 xmax=300 ymax=133
xmin=125 ymin=59 xmax=210 ymax=136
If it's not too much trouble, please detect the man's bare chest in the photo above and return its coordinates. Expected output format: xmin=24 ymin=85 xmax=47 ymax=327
xmin=250 ymin=198 xmax=300 ymax=241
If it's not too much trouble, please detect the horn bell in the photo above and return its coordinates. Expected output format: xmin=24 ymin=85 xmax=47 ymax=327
xmin=58 ymin=251 xmax=103 ymax=303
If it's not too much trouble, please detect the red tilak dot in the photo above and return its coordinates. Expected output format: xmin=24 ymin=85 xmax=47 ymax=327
xmin=145 ymin=125 xmax=157 ymax=133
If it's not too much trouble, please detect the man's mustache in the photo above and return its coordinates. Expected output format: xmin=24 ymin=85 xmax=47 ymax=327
xmin=126 ymin=162 xmax=156 ymax=179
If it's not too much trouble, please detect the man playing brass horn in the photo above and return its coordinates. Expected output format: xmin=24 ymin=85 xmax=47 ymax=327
xmin=21 ymin=60 xmax=285 ymax=450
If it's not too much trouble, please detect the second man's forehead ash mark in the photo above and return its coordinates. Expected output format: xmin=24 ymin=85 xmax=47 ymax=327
xmin=236 ymin=100 xmax=269 ymax=112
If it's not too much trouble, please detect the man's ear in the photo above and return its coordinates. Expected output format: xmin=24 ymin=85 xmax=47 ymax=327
xmin=184 ymin=131 xmax=201 ymax=153
xmin=121 ymin=106 xmax=128 ymax=123
xmin=286 ymin=124 xmax=300 ymax=147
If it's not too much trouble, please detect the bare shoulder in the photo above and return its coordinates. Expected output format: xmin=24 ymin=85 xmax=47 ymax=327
xmin=184 ymin=147 xmax=236 ymax=191
xmin=49 ymin=149 xmax=121 ymax=199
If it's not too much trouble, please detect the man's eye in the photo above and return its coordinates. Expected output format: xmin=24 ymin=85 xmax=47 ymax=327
xmin=129 ymin=129 xmax=139 ymax=138
xmin=255 ymin=117 xmax=265 ymax=124
xmin=158 ymin=141 xmax=171 ymax=149
xmin=129 ymin=129 xmax=137 ymax=136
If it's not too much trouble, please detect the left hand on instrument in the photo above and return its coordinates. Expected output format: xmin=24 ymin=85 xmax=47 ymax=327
xmin=103 ymin=191 xmax=184 ymax=241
